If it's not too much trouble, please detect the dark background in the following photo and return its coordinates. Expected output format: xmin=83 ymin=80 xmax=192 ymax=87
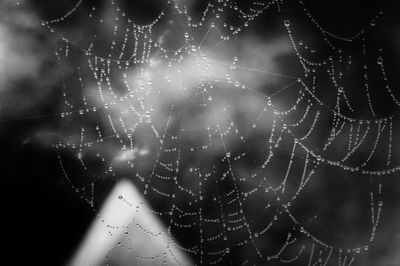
xmin=2 ymin=0 xmax=400 ymax=265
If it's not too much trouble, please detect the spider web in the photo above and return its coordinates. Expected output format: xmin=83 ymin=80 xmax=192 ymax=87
xmin=26 ymin=0 xmax=400 ymax=264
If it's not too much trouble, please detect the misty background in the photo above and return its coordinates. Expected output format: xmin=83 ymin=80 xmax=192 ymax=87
xmin=2 ymin=0 xmax=400 ymax=265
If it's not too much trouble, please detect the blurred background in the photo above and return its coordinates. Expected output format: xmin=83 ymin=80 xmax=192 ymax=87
xmin=2 ymin=0 xmax=400 ymax=265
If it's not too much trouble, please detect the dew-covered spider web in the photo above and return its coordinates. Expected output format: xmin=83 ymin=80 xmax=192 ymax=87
xmin=13 ymin=0 xmax=400 ymax=265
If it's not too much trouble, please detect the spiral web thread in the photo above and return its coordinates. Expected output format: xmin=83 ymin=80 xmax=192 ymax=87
xmin=32 ymin=0 xmax=400 ymax=265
